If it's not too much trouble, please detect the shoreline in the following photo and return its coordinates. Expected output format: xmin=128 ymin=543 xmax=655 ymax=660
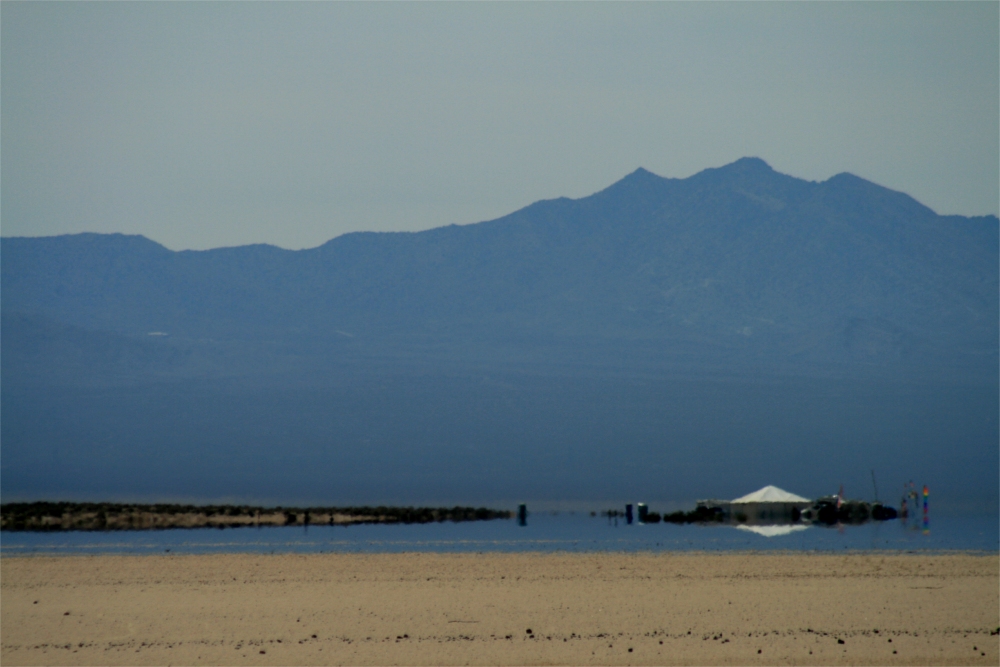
xmin=3 ymin=546 xmax=999 ymax=558
xmin=3 ymin=551 xmax=997 ymax=665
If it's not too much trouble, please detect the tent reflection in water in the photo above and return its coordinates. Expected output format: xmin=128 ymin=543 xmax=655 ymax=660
xmin=735 ymin=524 xmax=810 ymax=537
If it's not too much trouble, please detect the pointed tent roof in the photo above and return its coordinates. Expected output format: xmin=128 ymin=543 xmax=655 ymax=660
xmin=731 ymin=485 xmax=810 ymax=503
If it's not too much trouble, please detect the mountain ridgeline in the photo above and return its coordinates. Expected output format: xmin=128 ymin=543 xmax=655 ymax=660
xmin=2 ymin=158 xmax=997 ymax=507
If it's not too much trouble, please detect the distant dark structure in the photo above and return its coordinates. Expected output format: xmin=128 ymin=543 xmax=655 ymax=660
xmin=800 ymin=496 xmax=897 ymax=524
xmin=698 ymin=485 xmax=811 ymax=523
xmin=0 ymin=502 xmax=513 ymax=532
xmin=693 ymin=485 xmax=898 ymax=527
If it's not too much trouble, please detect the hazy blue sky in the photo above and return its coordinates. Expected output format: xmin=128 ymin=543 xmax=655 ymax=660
xmin=3 ymin=2 xmax=997 ymax=250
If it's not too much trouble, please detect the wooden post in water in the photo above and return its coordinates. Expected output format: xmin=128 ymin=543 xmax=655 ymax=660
xmin=922 ymin=485 xmax=929 ymax=533
xmin=625 ymin=504 xmax=633 ymax=525
xmin=517 ymin=504 xmax=527 ymax=527
xmin=637 ymin=503 xmax=648 ymax=523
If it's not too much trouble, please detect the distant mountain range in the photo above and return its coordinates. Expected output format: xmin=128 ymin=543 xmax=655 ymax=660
xmin=2 ymin=158 xmax=997 ymax=506
xmin=4 ymin=157 xmax=996 ymax=383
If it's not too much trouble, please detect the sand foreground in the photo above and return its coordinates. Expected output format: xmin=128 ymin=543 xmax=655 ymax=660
xmin=2 ymin=552 xmax=997 ymax=666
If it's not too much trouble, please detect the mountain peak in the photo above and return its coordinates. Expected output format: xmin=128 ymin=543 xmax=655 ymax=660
xmin=731 ymin=156 xmax=772 ymax=169
xmin=619 ymin=166 xmax=665 ymax=184
xmin=712 ymin=157 xmax=775 ymax=175
xmin=686 ymin=157 xmax=796 ymax=191
xmin=592 ymin=166 xmax=670 ymax=200
xmin=628 ymin=159 xmax=774 ymax=181
xmin=605 ymin=159 xmax=776 ymax=195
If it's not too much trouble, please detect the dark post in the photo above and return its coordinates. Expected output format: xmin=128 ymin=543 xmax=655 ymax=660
xmin=625 ymin=503 xmax=633 ymax=525
xmin=922 ymin=485 xmax=929 ymax=533
xmin=637 ymin=503 xmax=648 ymax=523
xmin=517 ymin=504 xmax=527 ymax=527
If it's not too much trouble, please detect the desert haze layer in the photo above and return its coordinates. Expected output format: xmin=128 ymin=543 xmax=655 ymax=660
xmin=2 ymin=552 xmax=997 ymax=666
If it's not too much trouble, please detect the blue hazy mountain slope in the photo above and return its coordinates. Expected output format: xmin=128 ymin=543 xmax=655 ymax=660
xmin=3 ymin=158 xmax=996 ymax=376
xmin=2 ymin=159 xmax=997 ymax=508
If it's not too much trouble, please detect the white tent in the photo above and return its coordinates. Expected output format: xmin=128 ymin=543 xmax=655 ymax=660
xmin=731 ymin=485 xmax=810 ymax=504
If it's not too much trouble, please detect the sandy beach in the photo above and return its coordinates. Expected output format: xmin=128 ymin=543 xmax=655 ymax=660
xmin=2 ymin=552 xmax=997 ymax=666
